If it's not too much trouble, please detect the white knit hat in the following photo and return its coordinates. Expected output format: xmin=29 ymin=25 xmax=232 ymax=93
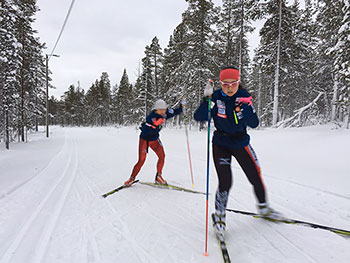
xmin=154 ymin=99 xmax=167 ymax=110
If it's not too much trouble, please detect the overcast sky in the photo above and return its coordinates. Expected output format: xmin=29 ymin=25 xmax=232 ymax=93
xmin=34 ymin=0 xmax=263 ymax=98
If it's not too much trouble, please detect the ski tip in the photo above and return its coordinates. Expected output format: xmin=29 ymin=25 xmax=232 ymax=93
xmin=204 ymin=252 xmax=209 ymax=257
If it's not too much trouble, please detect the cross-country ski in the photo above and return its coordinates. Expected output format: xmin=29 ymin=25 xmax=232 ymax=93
xmin=226 ymin=208 xmax=350 ymax=237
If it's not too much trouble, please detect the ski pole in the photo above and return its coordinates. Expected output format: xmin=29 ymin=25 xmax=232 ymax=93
xmin=184 ymin=116 xmax=195 ymax=187
xmin=204 ymin=79 xmax=213 ymax=256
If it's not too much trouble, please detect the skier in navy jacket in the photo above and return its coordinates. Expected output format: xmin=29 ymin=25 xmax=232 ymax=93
xmin=124 ymin=99 xmax=183 ymax=186
xmin=194 ymin=66 xmax=280 ymax=237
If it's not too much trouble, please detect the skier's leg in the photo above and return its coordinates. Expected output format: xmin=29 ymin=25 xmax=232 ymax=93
xmin=149 ymin=138 xmax=165 ymax=174
xmin=233 ymin=144 xmax=266 ymax=203
xmin=129 ymin=138 xmax=148 ymax=178
xmin=212 ymin=144 xmax=233 ymax=233
xmin=213 ymin=144 xmax=232 ymax=210
xmin=149 ymin=139 xmax=166 ymax=184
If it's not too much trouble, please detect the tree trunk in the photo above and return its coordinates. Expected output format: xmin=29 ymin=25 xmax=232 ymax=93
xmin=272 ymin=0 xmax=282 ymax=126
xmin=257 ymin=68 xmax=262 ymax=117
xmin=331 ymin=73 xmax=338 ymax=122
xmin=239 ymin=0 xmax=244 ymax=74
xmin=5 ymin=107 xmax=9 ymax=149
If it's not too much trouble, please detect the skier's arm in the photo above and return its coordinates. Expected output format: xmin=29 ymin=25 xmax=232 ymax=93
xmin=194 ymin=98 xmax=211 ymax=121
xmin=241 ymin=104 xmax=259 ymax=128
xmin=166 ymin=106 xmax=183 ymax=119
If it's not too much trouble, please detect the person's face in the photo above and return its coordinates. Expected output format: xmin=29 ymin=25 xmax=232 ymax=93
xmin=155 ymin=109 xmax=166 ymax=116
xmin=220 ymin=78 xmax=239 ymax=97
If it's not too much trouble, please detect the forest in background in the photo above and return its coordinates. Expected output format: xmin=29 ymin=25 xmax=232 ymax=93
xmin=1 ymin=0 xmax=349 ymax=149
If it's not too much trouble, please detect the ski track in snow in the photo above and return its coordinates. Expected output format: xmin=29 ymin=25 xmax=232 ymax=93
xmin=72 ymin=182 xmax=101 ymax=262
xmin=262 ymin=171 xmax=350 ymax=200
xmin=0 ymin=137 xmax=78 ymax=263
xmin=0 ymin=135 xmax=66 ymax=200
xmin=80 ymin=172 xmax=158 ymax=263
xmin=1 ymin=126 xmax=349 ymax=263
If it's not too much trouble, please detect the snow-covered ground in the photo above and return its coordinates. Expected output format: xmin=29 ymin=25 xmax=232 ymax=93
xmin=0 ymin=125 xmax=349 ymax=263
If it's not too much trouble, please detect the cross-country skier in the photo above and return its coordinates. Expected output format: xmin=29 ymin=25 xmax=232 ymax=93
xmin=124 ymin=99 xmax=184 ymax=186
xmin=194 ymin=66 xmax=281 ymax=237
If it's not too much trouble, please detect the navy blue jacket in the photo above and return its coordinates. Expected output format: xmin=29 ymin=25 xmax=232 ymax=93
xmin=194 ymin=88 xmax=259 ymax=149
xmin=140 ymin=107 xmax=183 ymax=141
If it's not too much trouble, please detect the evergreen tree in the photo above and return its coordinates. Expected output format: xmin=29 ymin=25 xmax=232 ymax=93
xmin=315 ymin=0 xmax=344 ymax=123
xmin=62 ymin=84 xmax=85 ymax=126
xmin=331 ymin=0 xmax=350 ymax=126
xmin=130 ymin=76 xmax=145 ymax=123
xmin=110 ymin=83 xmax=119 ymax=124
xmin=145 ymin=37 xmax=163 ymax=98
xmin=214 ymin=0 xmax=260 ymax=85
xmin=14 ymin=0 xmax=45 ymax=141
xmin=162 ymin=22 xmax=189 ymax=108
xmin=0 ymin=0 xmax=21 ymax=149
xmin=134 ymin=52 xmax=155 ymax=118
xmin=253 ymin=0 xmax=308 ymax=125
xmin=85 ymin=72 xmax=111 ymax=126
xmin=178 ymin=0 xmax=217 ymax=123
xmin=116 ymin=69 xmax=132 ymax=125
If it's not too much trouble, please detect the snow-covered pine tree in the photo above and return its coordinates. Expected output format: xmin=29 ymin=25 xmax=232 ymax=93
xmin=85 ymin=72 xmax=112 ymax=126
xmin=116 ymin=69 xmax=133 ymax=125
xmin=0 ymin=0 xmax=21 ymax=149
xmin=316 ymin=0 xmax=345 ymax=124
xmin=98 ymin=72 xmax=112 ymax=125
xmin=62 ymin=84 xmax=85 ymax=126
xmin=14 ymin=0 xmax=45 ymax=141
xmin=85 ymin=81 xmax=100 ymax=125
xmin=162 ymin=22 xmax=188 ymax=109
xmin=250 ymin=51 xmax=268 ymax=124
xmin=330 ymin=0 xmax=350 ymax=127
xmin=254 ymin=0 xmax=307 ymax=125
xmin=214 ymin=0 xmax=260 ymax=86
xmin=145 ymin=37 xmax=163 ymax=99
xmin=130 ymin=76 xmax=145 ymax=124
xmin=177 ymin=0 xmax=217 ymax=125
xmin=284 ymin=0 xmax=324 ymax=126
xmin=134 ymin=50 xmax=156 ymax=119
xmin=110 ymin=83 xmax=119 ymax=124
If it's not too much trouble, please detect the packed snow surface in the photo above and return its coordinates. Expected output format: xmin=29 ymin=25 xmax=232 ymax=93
xmin=1 ymin=125 xmax=349 ymax=263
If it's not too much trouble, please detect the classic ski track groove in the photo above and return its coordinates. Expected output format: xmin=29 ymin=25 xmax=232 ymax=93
xmin=127 ymin=200 xmax=199 ymax=262
xmin=238 ymin=217 xmax=290 ymax=260
xmin=82 ymin=176 xmax=157 ymax=263
xmin=99 ymin=178 xmax=201 ymax=262
xmin=33 ymin=139 xmax=79 ymax=263
xmin=0 ymin=137 xmax=76 ymax=263
xmin=229 ymin=203 xmax=320 ymax=262
xmin=228 ymin=177 xmax=350 ymax=233
xmin=0 ymin=134 xmax=67 ymax=200
xmin=73 ymin=182 xmax=102 ymax=262
xmin=263 ymin=220 xmax=318 ymax=263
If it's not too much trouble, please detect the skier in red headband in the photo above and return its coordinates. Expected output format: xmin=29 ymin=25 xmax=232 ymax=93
xmin=194 ymin=66 xmax=281 ymax=238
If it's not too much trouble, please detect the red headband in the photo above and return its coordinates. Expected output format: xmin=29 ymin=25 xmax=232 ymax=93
xmin=220 ymin=68 xmax=240 ymax=81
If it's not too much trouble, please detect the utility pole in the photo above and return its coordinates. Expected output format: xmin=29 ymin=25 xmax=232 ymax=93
xmin=46 ymin=54 xmax=60 ymax=138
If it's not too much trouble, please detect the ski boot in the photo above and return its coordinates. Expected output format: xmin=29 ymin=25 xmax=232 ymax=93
xmin=155 ymin=173 xmax=167 ymax=185
xmin=124 ymin=176 xmax=136 ymax=187
xmin=212 ymin=210 xmax=226 ymax=239
xmin=257 ymin=202 xmax=283 ymax=220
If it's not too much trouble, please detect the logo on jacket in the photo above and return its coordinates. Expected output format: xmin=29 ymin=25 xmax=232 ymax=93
xmin=216 ymin=100 xmax=227 ymax=119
